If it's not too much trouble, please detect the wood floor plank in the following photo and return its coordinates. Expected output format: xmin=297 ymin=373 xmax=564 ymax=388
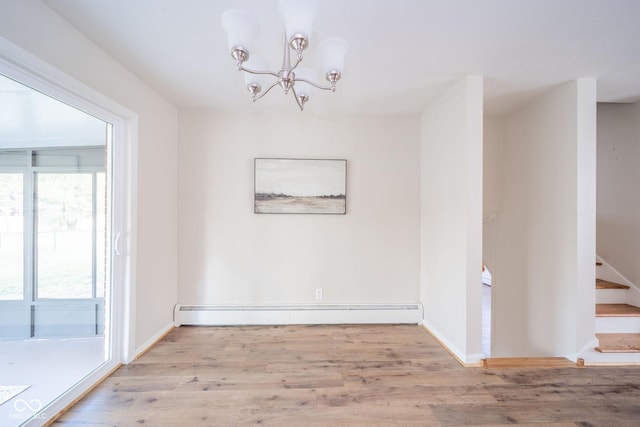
xmin=110 ymin=360 xmax=267 ymax=377
xmin=173 ymin=371 xmax=344 ymax=391
xmin=265 ymin=359 xmax=415 ymax=373
xmin=236 ymin=404 xmax=441 ymax=426
xmin=53 ymin=325 xmax=640 ymax=426
xmin=318 ymin=384 xmax=498 ymax=406
xmin=342 ymin=369 xmax=507 ymax=388
xmin=492 ymin=366 xmax=640 ymax=386
xmin=97 ymin=375 xmax=183 ymax=392
xmin=58 ymin=389 xmax=318 ymax=424
xmin=431 ymin=400 xmax=640 ymax=426
xmin=486 ymin=383 xmax=640 ymax=402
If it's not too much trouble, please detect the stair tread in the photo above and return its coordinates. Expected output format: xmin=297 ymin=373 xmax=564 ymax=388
xmin=596 ymin=303 xmax=640 ymax=317
xmin=596 ymin=279 xmax=630 ymax=290
xmin=482 ymin=357 xmax=577 ymax=368
xmin=596 ymin=333 xmax=640 ymax=353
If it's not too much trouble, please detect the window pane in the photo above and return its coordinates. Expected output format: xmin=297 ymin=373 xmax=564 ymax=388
xmin=33 ymin=147 xmax=105 ymax=168
xmin=37 ymin=173 xmax=93 ymax=299
xmin=0 ymin=173 xmax=24 ymax=300
xmin=0 ymin=150 xmax=29 ymax=167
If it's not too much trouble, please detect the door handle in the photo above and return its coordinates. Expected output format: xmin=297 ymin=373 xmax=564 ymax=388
xmin=114 ymin=232 xmax=121 ymax=256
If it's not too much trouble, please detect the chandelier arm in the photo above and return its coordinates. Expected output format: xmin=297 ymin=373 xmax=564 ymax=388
xmin=291 ymin=86 xmax=304 ymax=111
xmin=288 ymin=56 xmax=303 ymax=72
xmin=239 ymin=66 xmax=279 ymax=78
xmin=252 ymin=80 xmax=281 ymax=102
xmin=294 ymin=78 xmax=335 ymax=91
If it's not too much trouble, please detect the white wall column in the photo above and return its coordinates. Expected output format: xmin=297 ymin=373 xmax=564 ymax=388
xmin=420 ymin=75 xmax=484 ymax=365
xmin=576 ymin=79 xmax=597 ymax=356
xmin=493 ymin=79 xmax=596 ymax=358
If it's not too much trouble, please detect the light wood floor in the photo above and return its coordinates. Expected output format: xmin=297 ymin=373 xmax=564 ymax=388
xmin=54 ymin=325 xmax=640 ymax=426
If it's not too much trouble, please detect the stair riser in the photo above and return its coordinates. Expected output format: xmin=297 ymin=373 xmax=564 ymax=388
xmin=580 ymin=348 xmax=640 ymax=364
xmin=596 ymin=289 xmax=627 ymax=304
xmin=596 ymin=317 xmax=640 ymax=333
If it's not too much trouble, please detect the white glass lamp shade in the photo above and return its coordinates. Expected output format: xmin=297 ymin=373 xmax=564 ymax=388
xmin=293 ymin=67 xmax=317 ymax=95
xmin=278 ymin=0 xmax=317 ymax=42
xmin=243 ymin=58 xmax=270 ymax=88
xmin=317 ymin=38 xmax=348 ymax=74
xmin=221 ymin=9 xmax=259 ymax=53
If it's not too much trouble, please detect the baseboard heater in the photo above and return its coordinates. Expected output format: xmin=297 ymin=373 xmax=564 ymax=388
xmin=174 ymin=304 xmax=422 ymax=326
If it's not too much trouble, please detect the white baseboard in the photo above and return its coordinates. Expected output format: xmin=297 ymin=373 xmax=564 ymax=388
xmin=421 ymin=320 xmax=484 ymax=366
xmin=575 ymin=336 xmax=600 ymax=360
xmin=133 ymin=322 xmax=174 ymax=361
xmin=174 ymin=304 xmax=422 ymax=326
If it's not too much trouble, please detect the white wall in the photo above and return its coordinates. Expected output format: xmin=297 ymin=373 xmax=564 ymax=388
xmin=420 ymin=76 xmax=484 ymax=364
xmin=597 ymin=103 xmax=640 ymax=288
xmin=178 ymin=111 xmax=420 ymax=306
xmin=0 ymin=0 xmax=179 ymax=354
xmin=493 ymin=80 xmax=596 ymax=358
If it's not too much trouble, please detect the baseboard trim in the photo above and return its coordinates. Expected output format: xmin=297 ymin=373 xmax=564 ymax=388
xmin=578 ymin=336 xmax=600 ymax=358
xmin=133 ymin=322 xmax=175 ymax=361
xmin=420 ymin=321 xmax=483 ymax=367
xmin=174 ymin=304 xmax=422 ymax=326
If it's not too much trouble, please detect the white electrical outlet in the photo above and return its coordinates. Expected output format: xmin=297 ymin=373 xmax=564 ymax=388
xmin=315 ymin=288 xmax=323 ymax=300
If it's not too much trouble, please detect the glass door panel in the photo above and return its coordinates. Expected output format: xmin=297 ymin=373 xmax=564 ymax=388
xmin=0 ymin=173 xmax=24 ymax=301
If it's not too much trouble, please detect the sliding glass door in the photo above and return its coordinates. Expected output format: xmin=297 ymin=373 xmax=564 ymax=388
xmin=0 ymin=73 xmax=114 ymax=426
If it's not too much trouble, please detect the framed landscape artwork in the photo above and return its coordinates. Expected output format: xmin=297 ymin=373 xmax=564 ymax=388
xmin=254 ymin=158 xmax=347 ymax=214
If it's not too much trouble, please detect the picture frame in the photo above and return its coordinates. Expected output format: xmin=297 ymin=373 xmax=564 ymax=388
xmin=254 ymin=158 xmax=347 ymax=214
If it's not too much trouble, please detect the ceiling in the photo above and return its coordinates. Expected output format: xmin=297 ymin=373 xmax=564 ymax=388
xmin=41 ymin=0 xmax=640 ymax=115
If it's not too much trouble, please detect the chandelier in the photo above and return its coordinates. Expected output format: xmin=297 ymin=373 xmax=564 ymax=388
xmin=221 ymin=0 xmax=348 ymax=111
